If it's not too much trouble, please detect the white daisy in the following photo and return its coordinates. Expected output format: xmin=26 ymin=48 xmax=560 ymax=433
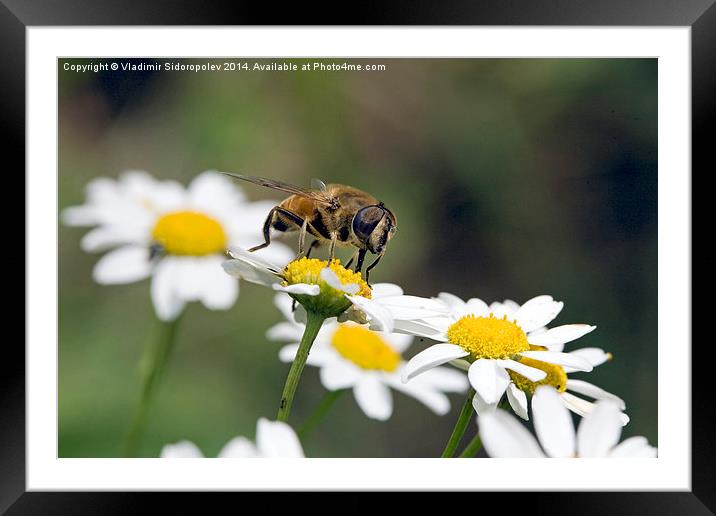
xmin=478 ymin=385 xmax=656 ymax=458
xmin=400 ymin=293 xmax=596 ymax=406
xmin=62 ymin=170 xmax=292 ymax=321
xmin=222 ymin=249 xmax=445 ymax=329
xmin=444 ymin=297 xmax=628 ymax=423
xmin=268 ymin=294 xmax=468 ymax=421
xmin=160 ymin=418 xmax=304 ymax=458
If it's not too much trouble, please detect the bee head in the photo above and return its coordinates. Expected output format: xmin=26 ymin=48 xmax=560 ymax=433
xmin=352 ymin=204 xmax=397 ymax=254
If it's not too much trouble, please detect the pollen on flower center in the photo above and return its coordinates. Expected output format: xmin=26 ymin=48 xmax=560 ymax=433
xmin=446 ymin=314 xmax=530 ymax=359
xmin=152 ymin=210 xmax=227 ymax=256
xmin=509 ymin=346 xmax=568 ymax=394
xmin=331 ymin=324 xmax=400 ymax=372
xmin=283 ymin=257 xmax=372 ymax=298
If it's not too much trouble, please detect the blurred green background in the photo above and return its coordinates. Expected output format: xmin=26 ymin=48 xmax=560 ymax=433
xmin=59 ymin=58 xmax=657 ymax=457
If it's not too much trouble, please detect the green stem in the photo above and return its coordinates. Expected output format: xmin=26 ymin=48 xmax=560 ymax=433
xmin=277 ymin=310 xmax=326 ymax=422
xmin=298 ymin=389 xmax=345 ymax=441
xmin=459 ymin=433 xmax=483 ymax=458
xmin=441 ymin=388 xmax=476 ymax=458
xmin=123 ymin=316 xmax=181 ymax=457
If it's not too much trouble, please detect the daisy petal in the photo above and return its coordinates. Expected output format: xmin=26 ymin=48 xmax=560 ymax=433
xmin=466 ymin=298 xmax=490 ymax=316
xmin=387 ymin=377 xmax=451 ymax=415
xmin=92 ymin=245 xmax=151 ymax=285
xmin=198 ymin=256 xmax=239 ymax=310
xmin=273 ymin=283 xmax=321 ymax=296
xmin=609 ymin=436 xmax=657 ymax=458
xmin=402 ymin=343 xmax=469 ymax=382
xmin=227 ymin=247 xmax=283 ymax=273
xmin=273 ymin=293 xmax=298 ymax=322
xmin=478 ymin=411 xmax=545 ymax=458
xmin=528 ymin=324 xmax=596 ymax=348
xmin=150 ymin=257 xmax=185 ymax=321
xmin=370 ymin=283 xmax=404 ymax=298
xmin=188 ymin=171 xmax=246 ymax=213
xmin=489 ymin=299 xmax=520 ymax=318
xmin=278 ymin=344 xmax=300 ymax=363
xmin=267 ymin=322 xmax=304 ymax=342
xmin=346 ymin=295 xmax=394 ymax=333
xmin=392 ymin=319 xmax=448 ymax=339
xmin=449 ymin=358 xmax=471 ymax=371
xmin=563 ymin=348 xmax=612 ymax=372
xmin=278 ymin=344 xmax=330 ymax=366
xmin=413 ymin=366 xmax=470 ymax=392
xmin=560 ymin=391 xmax=594 ymax=417
xmin=320 ymin=268 xmax=360 ymax=294
xmin=354 ymin=375 xmax=393 ymax=421
xmin=319 ymin=360 xmax=363 ymax=390
xmin=566 ymin=379 xmax=626 ymax=409
xmin=497 ymin=359 xmax=547 ymax=382
xmin=468 ymin=359 xmax=510 ymax=405
xmin=81 ymin=226 xmax=147 ymax=253
xmin=576 ymin=400 xmax=623 ymax=457
xmin=513 ymin=295 xmax=564 ymax=332
xmin=436 ymin=292 xmax=466 ymax=311
xmin=217 ymin=437 xmax=258 ymax=458
xmin=519 ymin=350 xmax=593 ymax=372
xmin=160 ymin=441 xmax=204 ymax=458
xmin=222 ymin=258 xmax=278 ymax=287
xmin=251 ymin=241 xmax=294 ymax=269
xmin=255 ymin=418 xmax=304 ymax=458
xmin=532 ymin=386 xmax=576 ymax=458
xmin=61 ymin=205 xmax=100 ymax=226
xmin=506 ymin=383 xmax=529 ymax=420
xmin=472 ymin=391 xmax=497 ymax=416
xmin=377 ymin=295 xmax=451 ymax=320
xmin=382 ymin=331 xmax=414 ymax=353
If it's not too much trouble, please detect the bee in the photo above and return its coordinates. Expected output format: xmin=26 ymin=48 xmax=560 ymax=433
xmin=223 ymin=173 xmax=397 ymax=283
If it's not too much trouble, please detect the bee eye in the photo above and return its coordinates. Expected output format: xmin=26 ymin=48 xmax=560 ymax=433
xmin=352 ymin=206 xmax=386 ymax=242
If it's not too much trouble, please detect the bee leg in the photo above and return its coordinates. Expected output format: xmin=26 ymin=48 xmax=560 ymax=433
xmin=364 ymin=253 xmax=384 ymax=287
xmin=354 ymin=248 xmax=367 ymax=273
xmin=305 ymin=239 xmax=321 ymax=259
xmin=345 ymin=249 xmax=359 ymax=269
xmin=248 ymin=207 xmax=277 ymax=252
xmin=328 ymin=232 xmax=338 ymax=261
xmin=249 ymin=206 xmax=306 ymax=253
xmin=297 ymin=218 xmax=309 ymax=256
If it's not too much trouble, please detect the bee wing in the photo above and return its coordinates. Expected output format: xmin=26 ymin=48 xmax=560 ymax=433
xmin=222 ymin=173 xmax=335 ymax=206
xmin=310 ymin=178 xmax=328 ymax=191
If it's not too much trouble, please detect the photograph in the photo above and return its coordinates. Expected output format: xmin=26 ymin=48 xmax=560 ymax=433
xmin=57 ymin=56 xmax=658 ymax=460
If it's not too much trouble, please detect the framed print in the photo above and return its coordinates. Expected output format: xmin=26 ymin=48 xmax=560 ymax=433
xmin=7 ymin=0 xmax=710 ymax=512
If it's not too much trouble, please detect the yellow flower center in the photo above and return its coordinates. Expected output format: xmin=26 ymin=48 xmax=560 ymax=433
xmin=509 ymin=345 xmax=568 ymax=394
xmin=282 ymin=257 xmax=371 ymax=317
xmin=331 ymin=324 xmax=401 ymax=372
xmin=446 ymin=314 xmax=530 ymax=359
xmin=283 ymin=257 xmax=372 ymax=298
xmin=152 ymin=211 xmax=227 ymax=256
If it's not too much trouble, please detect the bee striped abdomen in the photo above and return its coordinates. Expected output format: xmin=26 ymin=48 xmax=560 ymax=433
xmin=307 ymin=212 xmax=332 ymax=239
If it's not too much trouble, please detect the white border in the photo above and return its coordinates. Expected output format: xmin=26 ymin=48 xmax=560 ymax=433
xmin=27 ymin=27 xmax=690 ymax=490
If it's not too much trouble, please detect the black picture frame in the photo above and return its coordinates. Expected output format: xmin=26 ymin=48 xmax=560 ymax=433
xmin=6 ymin=0 xmax=709 ymax=512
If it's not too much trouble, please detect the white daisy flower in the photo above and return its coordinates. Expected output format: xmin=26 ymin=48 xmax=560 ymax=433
xmin=478 ymin=385 xmax=656 ymax=458
xmin=400 ymin=293 xmax=596 ymax=406
xmin=62 ymin=170 xmax=292 ymax=321
xmin=222 ymin=249 xmax=445 ymax=328
xmin=268 ymin=294 xmax=468 ymax=421
xmin=440 ymin=297 xmax=628 ymax=423
xmin=160 ymin=418 xmax=304 ymax=458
